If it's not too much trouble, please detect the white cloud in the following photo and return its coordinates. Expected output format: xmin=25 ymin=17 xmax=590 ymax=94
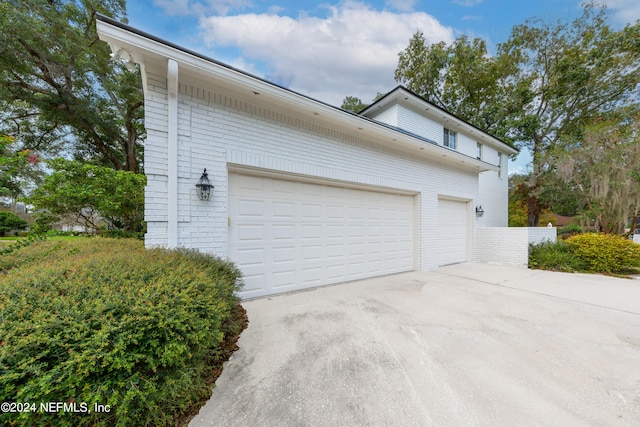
xmin=198 ymin=1 xmax=454 ymax=105
xmin=451 ymin=0 xmax=484 ymax=7
xmin=153 ymin=0 xmax=253 ymax=16
xmin=600 ymin=0 xmax=640 ymax=25
xmin=385 ymin=0 xmax=418 ymax=12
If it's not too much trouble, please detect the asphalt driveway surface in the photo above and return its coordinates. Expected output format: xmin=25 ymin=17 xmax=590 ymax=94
xmin=191 ymin=263 xmax=640 ymax=426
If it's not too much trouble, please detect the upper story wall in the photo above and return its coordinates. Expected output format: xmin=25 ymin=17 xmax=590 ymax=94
xmin=363 ymin=94 xmax=513 ymax=226
xmin=371 ymin=102 xmax=504 ymax=168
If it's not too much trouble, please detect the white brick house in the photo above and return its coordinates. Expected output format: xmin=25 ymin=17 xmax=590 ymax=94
xmin=97 ymin=16 xmax=518 ymax=298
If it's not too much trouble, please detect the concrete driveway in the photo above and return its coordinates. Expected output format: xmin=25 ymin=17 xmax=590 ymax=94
xmin=190 ymin=264 xmax=640 ymax=426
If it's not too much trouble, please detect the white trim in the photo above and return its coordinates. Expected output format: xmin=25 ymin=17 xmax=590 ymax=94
xmin=167 ymin=58 xmax=179 ymax=248
xmin=96 ymin=19 xmax=500 ymax=174
xmin=226 ymin=164 xmax=419 ymax=196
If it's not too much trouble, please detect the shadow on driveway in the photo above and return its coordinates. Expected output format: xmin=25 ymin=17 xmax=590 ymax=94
xmin=191 ymin=263 xmax=640 ymax=426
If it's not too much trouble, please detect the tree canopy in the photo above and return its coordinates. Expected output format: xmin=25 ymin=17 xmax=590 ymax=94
xmin=394 ymin=3 xmax=640 ymax=226
xmin=395 ymin=33 xmax=522 ymax=142
xmin=0 ymin=134 xmax=43 ymax=204
xmin=555 ymin=107 xmax=640 ymax=234
xmin=28 ymin=159 xmax=146 ymax=233
xmin=498 ymin=4 xmax=640 ymax=225
xmin=0 ymin=0 xmax=144 ymax=172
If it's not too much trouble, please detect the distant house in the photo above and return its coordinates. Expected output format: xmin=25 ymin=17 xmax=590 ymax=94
xmin=97 ymin=16 xmax=518 ymax=298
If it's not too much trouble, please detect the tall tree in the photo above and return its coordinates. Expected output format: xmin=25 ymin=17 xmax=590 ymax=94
xmin=556 ymin=107 xmax=640 ymax=234
xmin=395 ymin=3 xmax=640 ymax=225
xmin=395 ymin=33 xmax=523 ymax=142
xmin=0 ymin=0 xmax=144 ymax=172
xmin=499 ymin=4 xmax=640 ymax=225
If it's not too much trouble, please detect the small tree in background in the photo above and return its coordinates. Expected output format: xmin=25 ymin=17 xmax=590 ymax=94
xmin=28 ymin=159 xmax=145 ymax=234
xmin=0 ymin=211 xmax=28 ymax=236
xmin=0 ymin=135 xmax=43 ymax=207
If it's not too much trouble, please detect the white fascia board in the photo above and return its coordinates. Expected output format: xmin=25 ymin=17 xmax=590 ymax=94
xmin=363 ymin=87 xmax=518 ymax=156
xmin=96 ymin=18 xmax=497 ymax=173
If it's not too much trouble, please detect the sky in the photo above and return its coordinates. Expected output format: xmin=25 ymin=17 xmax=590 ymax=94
xmin=125 ymin=0 xmax=640 ymax=172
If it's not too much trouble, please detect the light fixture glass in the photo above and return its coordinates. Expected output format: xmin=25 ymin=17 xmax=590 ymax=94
xmin=196 ymin=168 xmax=214 ymax=201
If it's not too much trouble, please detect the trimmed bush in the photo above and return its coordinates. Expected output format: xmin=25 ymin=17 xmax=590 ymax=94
xmin=0 ymin=238 xmax=245 ymax=427
xmin=566 ymin=233 xmax=640 ymax=274
xmin=529 ymin=240 xmax=586 ymax=272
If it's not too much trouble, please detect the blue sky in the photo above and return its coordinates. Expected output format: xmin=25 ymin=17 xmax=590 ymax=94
xmin=125 ymin=0 xmax=639 ymax=171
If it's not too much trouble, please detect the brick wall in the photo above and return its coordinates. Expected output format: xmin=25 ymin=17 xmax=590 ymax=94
xmin=473 ymin=227 xmax=557 ymax=267
xmin=143 ymin=68 xmax=486 ymax=271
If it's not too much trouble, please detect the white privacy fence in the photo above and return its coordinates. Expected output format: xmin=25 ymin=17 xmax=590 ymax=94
xmin=473 ymin=227 xmax=557 ymax=267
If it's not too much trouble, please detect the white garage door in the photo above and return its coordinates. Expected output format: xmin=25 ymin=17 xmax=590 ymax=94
xmin=437 ymin=198 xmax=469 ymax=266
xmin=229 ymin=173 xmax=415 ymax=298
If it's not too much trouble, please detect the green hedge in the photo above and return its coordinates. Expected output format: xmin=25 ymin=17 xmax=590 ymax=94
xmin=0 ymin=238 xmax=244 ymax=426
xmin=566 ymin=233 xmax=640 ymax=273
xmin=528 ymin=240 xmax=586 ymax=272
xmin=530 ymin=233 xmax=640 ymax=274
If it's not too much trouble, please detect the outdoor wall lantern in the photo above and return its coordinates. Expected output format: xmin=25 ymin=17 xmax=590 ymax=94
xmin=195 ymin=169 xmax=214 ymax=201
xmin=475 ymin=205 xmax=485 ymax=216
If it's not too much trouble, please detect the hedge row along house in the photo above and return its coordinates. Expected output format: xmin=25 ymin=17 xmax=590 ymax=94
xmin=97 ymin=16 xmax=522 ymax=299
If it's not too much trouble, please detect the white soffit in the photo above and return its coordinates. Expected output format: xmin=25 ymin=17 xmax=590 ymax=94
xmin=96 ymin=17 xmax=498 ymax=173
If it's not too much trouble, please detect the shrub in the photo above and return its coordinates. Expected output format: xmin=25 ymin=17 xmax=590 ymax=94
xmin=557 ymin=223 xmax=582 ymax=236
xmin=529 ymin=240 xmax=586 ymax=272
xmin=29 ymin=211 xmax=60 ymax=235
xmin=0 ymin=211 xmax=28 ymax=236
xmin=566 ymin=233 xmax=640 ymax=273
xmin=0 ymin=238 xmax=245 ymax=427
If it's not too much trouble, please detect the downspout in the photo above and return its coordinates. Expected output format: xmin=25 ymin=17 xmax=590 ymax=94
xmin=167 ymin=59 xmax=179 ymax=248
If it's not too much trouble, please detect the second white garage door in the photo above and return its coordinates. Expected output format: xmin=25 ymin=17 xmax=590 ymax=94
xmin=437 ymin=198 xmax=469 ymax=266
xmin=229 ymin=173 xmax=415 ymax=298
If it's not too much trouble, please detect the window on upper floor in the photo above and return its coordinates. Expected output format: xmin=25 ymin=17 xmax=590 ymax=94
xmin=498 ymin=152 xmax=503 ymax=178
xmin=476 ymin=143 xmax=482 ymax=160
xmin=443 ymin=128 xmax=457 ymax=149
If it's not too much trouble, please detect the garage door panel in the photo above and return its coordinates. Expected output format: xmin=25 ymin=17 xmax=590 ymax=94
xmin=272 ymin=246 xmax=296 ymax=262
xmin=272 ymin=179 xmax=295 ymax=194
xmin=237 ymin=224 xmax=265 ymax=241
xmin=327 ymin=224 xmax=345 ymax=238
xmin=327 ymin=205 xmax=345 ymax=218
xmin=242 ymin=274 xmax=264 ymax=292
xmin=272 ymin=224 xmax=295 ymax=241
xmin=301 ymin=224 xmax=322 ymax=238
xmin=236 ymin=199 xmax=265 ymax=217
xmin=302 ymin=203 xmax=322 ymax=218
xmin=230 ymin=173 xmax=415 ymax=298
xmin=272 ymin=271 xmax=296 ymax=288
xmin=437 ymin=198 xmax=468 ymax=266
xmin=272 ymin=201 xmax=296 ymax=218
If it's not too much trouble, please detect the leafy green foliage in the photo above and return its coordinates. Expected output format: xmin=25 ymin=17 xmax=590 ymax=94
xmin=530 ymin=233 xmax=640 ymax=274
xmin=340 ymin=96 xmax=368 ymax=113
xmin=0 ymin=211 xmax=28 ymax=236
xmin=0 ymin=135 xmax=42 ymax=200
xmin=27 ymin=159 xmax=145 ymax=233
xmin=528 ymin=240 xmax=586 ymax=272
xmin=0 ymin=1 xmax=144 ymax=172
xmin=395 ymin=33 xmax=521 ymax=143
xmin=508 ymin=198 xmax=528 ymax=227
xmin=555 ymin=107 xmax=640 ymax=234
xmin=566 ymin=233 xmax=640 ymax=274
xmin=28 ymin=211 xmax=60 ymax=235
xmin=395 ymin=3 xmax=640 ymax=226
xmin=0 ymin=238 xmax=245 ymax=427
